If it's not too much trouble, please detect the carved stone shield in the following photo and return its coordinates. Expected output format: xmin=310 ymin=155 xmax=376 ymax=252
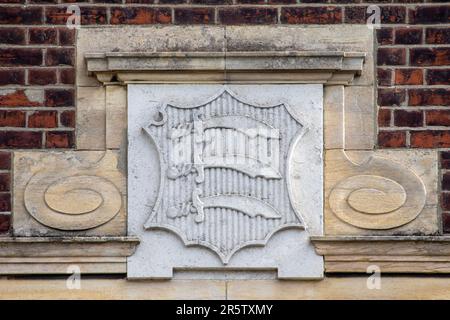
xmin=128 ymin=84 xmax=323 ymax=279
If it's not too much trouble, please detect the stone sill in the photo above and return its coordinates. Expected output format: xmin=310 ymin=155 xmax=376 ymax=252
xmin=0 ymin=237 xmax=139 ymax=275
xmin=85 ymin=51 xmax=366 ymax=85
xmin=311 ymin=236 xmax=450 ymax=274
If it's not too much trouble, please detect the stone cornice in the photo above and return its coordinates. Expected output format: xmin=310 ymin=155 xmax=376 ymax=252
xmin=0 ymin=237 xmax=139 ymax=275
xmin=85 ymin=51 xmax=366 ymax=85
xmin=311 ymin=236 xmax=450 ymax=274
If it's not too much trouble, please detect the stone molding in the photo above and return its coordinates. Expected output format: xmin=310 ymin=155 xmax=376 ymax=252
xmin=0 ymin=237 xmax=139 ymax=275
xmin=311 ymin=236 xmax=450 ymax=273
xmin=85 ymin=51 xmax=365 ymax=85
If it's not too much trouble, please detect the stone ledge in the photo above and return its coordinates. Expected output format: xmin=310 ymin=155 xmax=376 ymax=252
xmin=0 ymin=237 xmax=139 ymax=275
xmin=1 ymin=277 xmax=450 ymax=299
xmin=85 ymin=51 xmax=365 ymax=85
xmin=311 ymin=236 xmax=450 ymax=274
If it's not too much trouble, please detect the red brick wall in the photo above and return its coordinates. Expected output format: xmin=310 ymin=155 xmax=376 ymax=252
xmin=0 ymin=0 xmax=448 ymax=234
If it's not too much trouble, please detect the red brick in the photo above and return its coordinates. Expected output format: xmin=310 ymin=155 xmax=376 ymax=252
xmin=79 ymin=7 xmax=108 ymax=25
xmin=281 ymin=7 xmax=342 ymax=24
xmin=28 ymin=69 xmax=57 ymax=85
xmin=0 ymin=90 xmax=42 ymax=107
xmin=0 ymin=70 xmax=25 ymax=85
xmin=192 ymin=0 xmax=232 ymax=3
xmin=0 ymin=152 xmax=11 ymax=170
xmin=60 ymin=110 xmax=75 ymax=127
xmin=377 ymin=68 xmax=392 ymax=86
xmin=378 ymin=88 xmax=406 ymax=106
xmin=442 ymin=193 xmax=450 ymax=211
xmin=0 ymin=195 xmax=10 ymax=213
xmin=381 ymin=6 xmax=406 ymax=23
xmin=0 ymin=131 xmax=42 ymax=148
xmin=0 ymin=111 xmax=26 ymax=127
xmin=46 ymin=6 xmax=107 ymax=25
xmin=426 ymin=69 xmax=450 ymax=85
xmin=60 ymin=68 xmax=75 ymax=84
xmin=126 ymin=0 xmax=156 ymax=3
xmin=410 ymin=48 xmax=450 ymax=66
xmin=394 ymin=27 xmax=422 ymax=44
xmin=0 ymin=213 xmax=10 ymax=231
xmin=443 ymin=212 xmax=450 ymax=233
xmin=394 ymin=110 xmax=423 ymax=127
xmin=45 ymin=89 xmax=74 ymax=107
xmin=45 ymin=7 xmax=71 ymax=24
xmin=426 ymin=28 xmax=450 ymax=44
xmin=378 ymin=131 xmax=407 ymax=148
xmin=378 ymin=108 xmax=391 ymax=127
xmin=45 ymin=48 xmax=75 ymax=66
xmin=426 ymin=110 xmax=450 ymax=126
xmin=410 ymin=6 xmax=450 ymax=24
xmin=0 ymin=173 xmax=10 ymax=192
xmin=411 ymin=130 xmax=450 ymax=148
xmin=46 ymin=131 xmax=75 ymax=148
xmin=159 ymin=0 xmax=185 ymax=3
xmin=377 ymin=48 xmax=406 ymax=66
xmin=93 ymin=0 xmax=122 ymax=2
xmin=0 ymin=48 xmax=42 ymax=67
xmin=268 ymin=0 xmax=297 ymax=3
xmin=376 ymin=28 xmax=393 ymax=45
xmin=0 ymin=6 xmax=42 ymax=24
xmin=175 ymin=8 xmax=214 ymax=24
xmin=409 ymin=89 xmax=450 ymax=106
xmin=58 ymin=28 xmax=76 ymax=45
xmin=219 ymin=8 xmax=278 ymax=24
xmin=29 ymin=28 xmax=57 ymax=45
xmin=442 ymin=172 xmax=450 ymax=191
xmin=110 ymin=7 xmax=172 ymax=24
xmin=345 ymin=6 xmax=405 ymax=24
xmin=394 ymin=69 xmax=423 ymax=85
xmin=442 ymin=151 xmax=450 ymax=169
xmin=0 ymin=28 xmax=25 ymax=45
xmin=28 ymin=111 xmax=58 ymax=128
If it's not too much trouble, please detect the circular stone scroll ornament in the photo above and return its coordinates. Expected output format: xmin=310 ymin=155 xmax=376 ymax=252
xmin=24 ymin=172 xmax=122 ymax=231
xmin=329 ymin=158 xmax=426 ymax=230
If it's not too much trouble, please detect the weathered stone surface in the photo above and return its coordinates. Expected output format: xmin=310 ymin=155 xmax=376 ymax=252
xmin=78 ymin=25 xmax=372 ymax=86
xmin=2 ymin=277 xmax=450 ymax=299
xmin=324 ymin=85 xmax=344 ymax=149
xmin=225 ymin=25 xmax=374 ymax=86
xmin=85 ymin=51 xmax=364 ymax=85
xmin=344 ymin=86 xmax=375 ymax=150
xmin=325 ymin=149 xmax=438 ymax=235
xmin=312 ymin=236 xmax=450 ymax=274
xmin=106 ymin=85 xmax=127 ymax=150
xmin=227 ymin=277 xmax=450 ymax=300
xmin=13 ymin=150 xmax=126 ymax=236
xmin=0 ymin=237 xmax=138 ymax=275
xmin=0 ymin=279 xmax=226 ymax=300
xmin=77 ymin=26 xmax=226 ymax=86
xmin=127 ymin=84 xmax=323 ymax=279
xmin=76 ymin=87 xmax=106 ymax=150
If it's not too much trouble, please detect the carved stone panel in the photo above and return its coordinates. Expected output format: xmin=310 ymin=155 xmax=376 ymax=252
xmin=128 ymin=84 xmax=323 ymax=279
xmin=13 ymin=150 xmax=126 ymax=236
xmin=325 ymin=149 xmax=438 ymax=235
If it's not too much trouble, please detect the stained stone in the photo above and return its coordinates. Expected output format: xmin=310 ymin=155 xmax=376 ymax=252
xmin=127 ymin=84 xmax=324 ymax=279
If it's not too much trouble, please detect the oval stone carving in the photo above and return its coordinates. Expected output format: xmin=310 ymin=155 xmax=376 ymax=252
xmin=329 ymin=157 xmax=426 ymax=230
xmin=346 ymin=176 xmax=406 ymax=215
xmin=25 ymin=173 xmax=122 ymax=231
